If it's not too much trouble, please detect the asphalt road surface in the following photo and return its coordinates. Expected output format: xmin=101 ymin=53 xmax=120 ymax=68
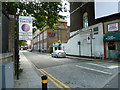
xmin=23 ymin=51 xmax=120 ymax=88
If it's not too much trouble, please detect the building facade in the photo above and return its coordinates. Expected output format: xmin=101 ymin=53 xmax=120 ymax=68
xmin=0 ymin=8 xmax=15 ymax=89
xmin=64 ymin=2 xmax=120 ymax=60
xmin=103 ymin=20 xmax=120 ymax=59
xmin=32 ymin=20 xmax=70 ymax=53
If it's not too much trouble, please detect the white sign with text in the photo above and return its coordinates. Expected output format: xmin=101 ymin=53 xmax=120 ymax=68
xmin=19 ymin=16 xmax=32 ymax=40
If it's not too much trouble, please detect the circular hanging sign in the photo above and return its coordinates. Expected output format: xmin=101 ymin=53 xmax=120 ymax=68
xmin=21 ymin=24 xmax=30 ymax=32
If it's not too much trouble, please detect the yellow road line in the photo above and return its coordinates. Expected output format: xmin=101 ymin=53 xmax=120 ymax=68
xmin=40 ymin=69 xmax=71 ymax=90
xmin=27 ymin=56 xmax=71 ymax=89
xmin=38 ymin=69 xmax=64 ymax=89
xmin=28 ymin=61 xmax=64 ymax=89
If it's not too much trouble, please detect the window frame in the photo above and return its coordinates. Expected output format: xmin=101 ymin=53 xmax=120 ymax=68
xmin=83 ymin=12 xmax=88 ymax=28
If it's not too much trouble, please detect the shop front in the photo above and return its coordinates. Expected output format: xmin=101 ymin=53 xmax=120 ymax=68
xmin=103 ymin=32 xmax=120 ymax=59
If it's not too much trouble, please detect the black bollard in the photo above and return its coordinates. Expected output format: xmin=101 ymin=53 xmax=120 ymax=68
xmin=41 ymin=75 xmax=48 ymax=90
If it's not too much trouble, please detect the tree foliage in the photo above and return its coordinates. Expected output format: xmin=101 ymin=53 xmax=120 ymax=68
xmin=2 ymin=1 xmax=65 ymax=32
xmin=19 ymin=40 xmax=27 ymax=47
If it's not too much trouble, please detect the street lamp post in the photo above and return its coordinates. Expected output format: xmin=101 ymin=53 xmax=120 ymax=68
xmin=39 ymin=34 xmax=40 ymax=52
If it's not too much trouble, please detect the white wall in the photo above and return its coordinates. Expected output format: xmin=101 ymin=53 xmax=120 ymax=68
xmin=80 ymin=33 xmax=91 ymax=56
xmin=44 ymin=31 xmax=47 ymax=39
xmin=40 ymin=34 xmax=42 ymax=40
xmin=44 ymin=42 xmax=47 ymax=50
xmin=92 ymin=23 xmax=104 ymax=57
xmin=40 ymin=43 xmax=42 ymax=50
xmin=63 ymin=31 xmax=80 ymax=56
xmin=63 ymin=23 xmax=104 ymax=57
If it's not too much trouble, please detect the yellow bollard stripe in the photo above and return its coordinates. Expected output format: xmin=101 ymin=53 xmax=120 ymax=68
xmin=42 ymin=80 xmax=48 ymax=84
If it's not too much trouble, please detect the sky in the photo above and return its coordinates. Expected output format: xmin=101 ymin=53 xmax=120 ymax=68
xmin=26 ymin=1 xmax=70 ymax=45
xmin=59 ymin=0 xmax=70 ymax=26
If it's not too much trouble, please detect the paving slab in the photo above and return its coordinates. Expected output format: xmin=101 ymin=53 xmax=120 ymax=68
xmin=14 ymin=52 xmax=42 ymax=88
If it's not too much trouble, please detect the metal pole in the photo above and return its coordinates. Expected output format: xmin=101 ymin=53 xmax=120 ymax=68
xmin=91 ymin=29 xmax=92 ymax=57
xmin=39 ymin=34 xmax=40 ymax=52
xmin=16 ymin=16 xmax=19 ymax=80
xmin=39 ymin=34 xmax=41 ymax=52
xmin=79 ymin=44 xmax=81 ymax=56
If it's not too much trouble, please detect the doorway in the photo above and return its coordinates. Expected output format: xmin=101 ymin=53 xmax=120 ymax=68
xmin=108 ymin=42 xmax=117 ymax=59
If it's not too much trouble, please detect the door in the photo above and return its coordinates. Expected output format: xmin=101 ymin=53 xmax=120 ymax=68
xmin=108 ymin=42 xmax=117 ymax=59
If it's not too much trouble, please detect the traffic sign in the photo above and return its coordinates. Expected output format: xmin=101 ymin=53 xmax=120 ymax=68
xmin=19 ymin=16 xmax=33 ymax=40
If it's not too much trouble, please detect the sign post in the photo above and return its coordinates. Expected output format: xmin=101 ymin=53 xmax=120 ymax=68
xmin=19 ymin=16 xmax=32 ymax=40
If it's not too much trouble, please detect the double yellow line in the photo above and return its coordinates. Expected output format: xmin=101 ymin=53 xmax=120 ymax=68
xmin=38 ymin=69 xmax=71 ymax=90
xmin=30 ymin=61 xmax=71 ymax=90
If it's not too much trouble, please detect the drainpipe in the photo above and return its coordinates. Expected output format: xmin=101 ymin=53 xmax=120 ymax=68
xmin=103 ymin=23 xmax=106 ymax=60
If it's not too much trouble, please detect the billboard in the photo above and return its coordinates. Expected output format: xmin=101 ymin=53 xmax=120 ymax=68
xmin=94 ymin=0 xmax=120 ymax=19
xmin=19 ymin=16 xmax=32 ymax=40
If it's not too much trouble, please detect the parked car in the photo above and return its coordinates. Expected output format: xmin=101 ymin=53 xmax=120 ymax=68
xmin=28 ymin=49 xmax=32 ymax=52
xmin=51 ymin=50 xmax=66 ymax=58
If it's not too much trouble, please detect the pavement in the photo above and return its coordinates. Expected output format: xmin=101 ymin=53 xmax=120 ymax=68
xmin=14 ymin=52 xmax=42 ymax=88
xmin=66 ymin=55 xmax=120 ymax=65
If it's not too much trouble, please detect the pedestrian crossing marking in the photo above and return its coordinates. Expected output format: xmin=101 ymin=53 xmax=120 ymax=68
xmin=87 ymin=63 xmax=120 ymax=69
xmin=76 ymin=65 xmax=112 ymax=75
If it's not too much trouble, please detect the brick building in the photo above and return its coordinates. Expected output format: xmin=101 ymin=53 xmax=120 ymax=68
xmin=32 ymin=19 xmax=70 ymax=53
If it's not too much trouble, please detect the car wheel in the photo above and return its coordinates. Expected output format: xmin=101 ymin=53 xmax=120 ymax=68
xmin=55 ymin=55 xmax=58 ymax=58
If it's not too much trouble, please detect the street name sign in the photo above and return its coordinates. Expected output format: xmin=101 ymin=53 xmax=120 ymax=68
xmin=19 ymin=16 xmax=32 ymax=40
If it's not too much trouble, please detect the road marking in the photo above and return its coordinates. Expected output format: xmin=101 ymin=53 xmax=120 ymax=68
xmin=75 ymin=65 xmax=112 ymax=75
xmin=87 ymin=63 xmax=108 ymax=68
xmin=38 ymin=69 xmax=64 ymax=89
xmin=27 ymin=55 xmax=71 ymax=89
xmin=107 ymin=66 xmax=120 ymax=69
xmin=40 ymin=69 xmax=71 ymax=89
xmin=26 ymin=56 xmax=65 ymax=89
xmin=96 ymin=61 xmax=120 ymax=66
xmin=87 ymin=63 xmax=120 ymax=69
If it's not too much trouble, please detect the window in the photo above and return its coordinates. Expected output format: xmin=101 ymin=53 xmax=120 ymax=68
xmin=83 ymin=12 xmax=88 ymax=28
xmin=93 ymin=27 xmax=99 ymax=35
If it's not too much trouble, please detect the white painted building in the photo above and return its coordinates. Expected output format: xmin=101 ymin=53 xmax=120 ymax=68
xmin=63 ymin=23 xmax=104 ymax=58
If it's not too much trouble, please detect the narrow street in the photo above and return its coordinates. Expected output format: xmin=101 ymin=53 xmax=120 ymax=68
xmin=22 ymin=50 xmax=120 ymax=88
xmin=1 ymin=1 xmax=120 ymax=89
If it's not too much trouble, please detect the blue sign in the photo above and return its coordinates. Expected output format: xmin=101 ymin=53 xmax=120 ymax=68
xmin=88 ymin=36 xmax=91 ymax=40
